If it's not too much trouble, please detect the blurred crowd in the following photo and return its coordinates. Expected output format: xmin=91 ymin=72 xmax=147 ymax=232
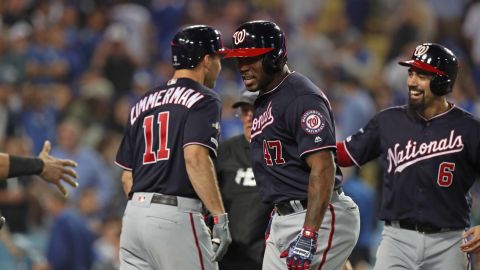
xmin=0 ymin=0 xmax=480 ymax=269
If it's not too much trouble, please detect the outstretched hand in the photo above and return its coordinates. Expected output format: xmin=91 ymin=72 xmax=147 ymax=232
xmin=38 ymin=141 xmax=78 ymax=196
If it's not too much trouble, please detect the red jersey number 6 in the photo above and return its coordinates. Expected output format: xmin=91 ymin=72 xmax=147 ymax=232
xmin=437 ymin=162 xmax=455 ymax=187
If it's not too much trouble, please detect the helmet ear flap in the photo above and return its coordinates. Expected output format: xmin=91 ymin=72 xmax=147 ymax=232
xmin=430 ymin=74 xmax=452 ymax=96
xmin=262 ymin=54 xmax=279 ymax=75
xmin=262 ymin=49 xmax=287 ymax=75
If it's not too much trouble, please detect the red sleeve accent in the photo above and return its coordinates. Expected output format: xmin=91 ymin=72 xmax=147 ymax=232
xmin=336 ymin=141 xmax=354 ymax=167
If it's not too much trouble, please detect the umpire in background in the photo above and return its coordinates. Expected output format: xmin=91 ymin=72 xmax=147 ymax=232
xmin=216 ymin=90 xmax=272 ymax=270
xmin=115 ymin=25 xmax=231 ymax=269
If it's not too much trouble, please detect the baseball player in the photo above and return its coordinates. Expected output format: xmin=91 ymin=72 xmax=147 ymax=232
xmin=216 ymin=90 xmax=272 ymax=270
xmin=224 ymin=20 xmax=360 ymax=270
xmin=336 ymin=43 xmax=480 ymax=269
xmin=0 ymin=140 xmax=78 ymax=229
xmin=115 ymin=25 xmax=231 ymax=270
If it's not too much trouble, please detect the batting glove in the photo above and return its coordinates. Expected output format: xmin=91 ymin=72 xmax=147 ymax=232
xmin=280 ymin=226 xmax=318 ymax=270
xmin=211 ymin=213 xmax=232 ymax=262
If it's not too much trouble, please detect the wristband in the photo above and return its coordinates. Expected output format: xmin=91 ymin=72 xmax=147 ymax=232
xmin=302 ymin=226 xmax=318 ymax=238
xmin=213 ymin=213 xmax=228 ymax=224
xmin=8 ymin=156 xmax=44 ymax=178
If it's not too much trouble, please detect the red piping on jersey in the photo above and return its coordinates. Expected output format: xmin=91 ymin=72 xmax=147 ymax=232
xmin=114 ymin=161 xmax=132 ymax=171
xmin=189 ymin=213 xmax=205 ymax=270
xmin=184 ymin=142 xmax=218 ymax=157
xmin=258 ymin=71 xmax=295 ymax=97
xmin=342 ymin=141 xmax=361 ymax=167
xmin=417 ymin=102 xmax=455 ymax=121
xmin=300 ymin=145 xmax=336 ymax=157
xmin=318 ymin=204 xmax=335 ymax=270
xmin=335 ymin=142 xmax=354 ymax=167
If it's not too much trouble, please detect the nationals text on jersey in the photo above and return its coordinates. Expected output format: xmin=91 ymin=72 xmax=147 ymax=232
xmin=387 ymin=130 xmax=464 ymax=173
xmin=130 ymin=87 xmax=205 ymax=124
xmin=251 ymin=101 xmax=274 ymax=139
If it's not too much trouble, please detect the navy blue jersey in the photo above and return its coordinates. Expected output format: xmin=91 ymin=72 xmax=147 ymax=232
xmin=250 ymin=72 xmax=342 ymax=204
xmin=115 ymin=78 xmax=221 ymax=199
xmin=344 ymin=105 xmax=480 ymax=228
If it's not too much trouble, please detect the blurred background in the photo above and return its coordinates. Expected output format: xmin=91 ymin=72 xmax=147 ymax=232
xmin=0 ymin=0 xmax=479 ymax=269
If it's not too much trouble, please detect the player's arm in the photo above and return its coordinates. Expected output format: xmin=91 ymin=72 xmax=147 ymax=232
xmin=0 ymin=141 xmax=78 ymax=196
xmin=303 ymin=150 xmax=335 ymax=230
xmin=120 ymin=171 xmax=133 ymax=197
xmin=0 ymin=153 xmax=45 ymax=180
xmin=280 ymin=149 xmax=335 ymax=265
xmin=336 ymin=141 xmax=355 ymax=167
xmin=184 ymin=144 xmax=225 ymax=215
xmin=184 ymin=144 xmax=231 ymax=262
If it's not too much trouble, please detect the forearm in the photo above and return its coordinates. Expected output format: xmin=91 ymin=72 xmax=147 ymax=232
xmin=0 ymin=154 xmax=8 ymax=179
xmin=0 ymin=153 xmax=44 ymax=180
xmin=304 ymin=166 xmax=334 ymax=230
xmin=304 ymin=152 xmax=335 ymax=230
xmin=185 ymin=155 xmax=225 ymax=215
xmin=121 ymin=171 xmax=133 ymax=198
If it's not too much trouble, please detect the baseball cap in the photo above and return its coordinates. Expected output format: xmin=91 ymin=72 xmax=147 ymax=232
xmin=232 ymin=90 xmax=258 ymax=108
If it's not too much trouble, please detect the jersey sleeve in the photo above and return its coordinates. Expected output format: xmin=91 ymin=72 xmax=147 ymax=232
xmin=184 ymin=98 xmax=221 ymax=157
xmin=285 ymin=94 xmax=336 ymax=157
xmin=343 ymin=114 xmax=382 ymax=166
xmin=115 ymin=121 xmax=133 ymax=171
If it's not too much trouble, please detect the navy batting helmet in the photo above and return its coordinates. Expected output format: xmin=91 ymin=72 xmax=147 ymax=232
xmin=225 ymin=20 xmax=287 ymax=75
xmin=171 ymin=25 xmax=228 ymax=69
xmin=399 ymin=43 xmax=458 ymax=96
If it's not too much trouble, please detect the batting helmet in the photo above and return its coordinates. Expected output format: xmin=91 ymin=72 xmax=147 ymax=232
xmin=399 ymin=43 xmax=458 ymax=96
xmin=224 ymin=20 xmax=287 ymax=75
xmin=171 ymin=25 xmax=228 ymax=69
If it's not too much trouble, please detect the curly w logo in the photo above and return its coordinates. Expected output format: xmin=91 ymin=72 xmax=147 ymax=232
xmin=414 ymin=45 xmax=429 ymax=57
xmin=233 ymin=29 xmax=246 ymax=45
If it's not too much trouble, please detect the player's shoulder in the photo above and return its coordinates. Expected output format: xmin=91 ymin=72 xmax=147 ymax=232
xmin=284 ymin=72 xmax=320 ymax=95
xmin=282 ymin=72 xmax=328 ymax=102
xmin=450 ymin=105 xmax=480 ymax=125
xmin=376 ymin=105 xmax=406 ymax=117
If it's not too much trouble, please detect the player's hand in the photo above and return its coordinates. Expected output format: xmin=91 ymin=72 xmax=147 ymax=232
xmin=211 ymin=213 xmax=232 ymax=262
xmin=461 ymin=225 xmax=480 ymax=253
xmin=265 ymin=209 xmax=275 ymax=241
xmin=280 ymin=226 xmax=318 ymax=270
xmin=38 ymin=141 xmax=78 ymax=196
xmin=342 ymin=259 xmax=353 ymax=270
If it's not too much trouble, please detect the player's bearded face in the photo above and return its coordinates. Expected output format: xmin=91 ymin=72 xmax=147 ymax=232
xmin=237 ymin=55 xmax=272 ymax=92
xmin=407 ymin=69 xmax=435 ymax=112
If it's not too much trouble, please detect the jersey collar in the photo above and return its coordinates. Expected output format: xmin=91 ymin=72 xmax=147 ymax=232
xmin=259 ymin=71 xmax=295 ymax=97
xmin=417 ymin=102 xmax=456 ymax=121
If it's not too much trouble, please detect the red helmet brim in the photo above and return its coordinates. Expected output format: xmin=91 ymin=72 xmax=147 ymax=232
xmin=224 ymin=48 xmax=274 ymax=58
xmin=398 ymin=59 xmax=447 ymax=76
